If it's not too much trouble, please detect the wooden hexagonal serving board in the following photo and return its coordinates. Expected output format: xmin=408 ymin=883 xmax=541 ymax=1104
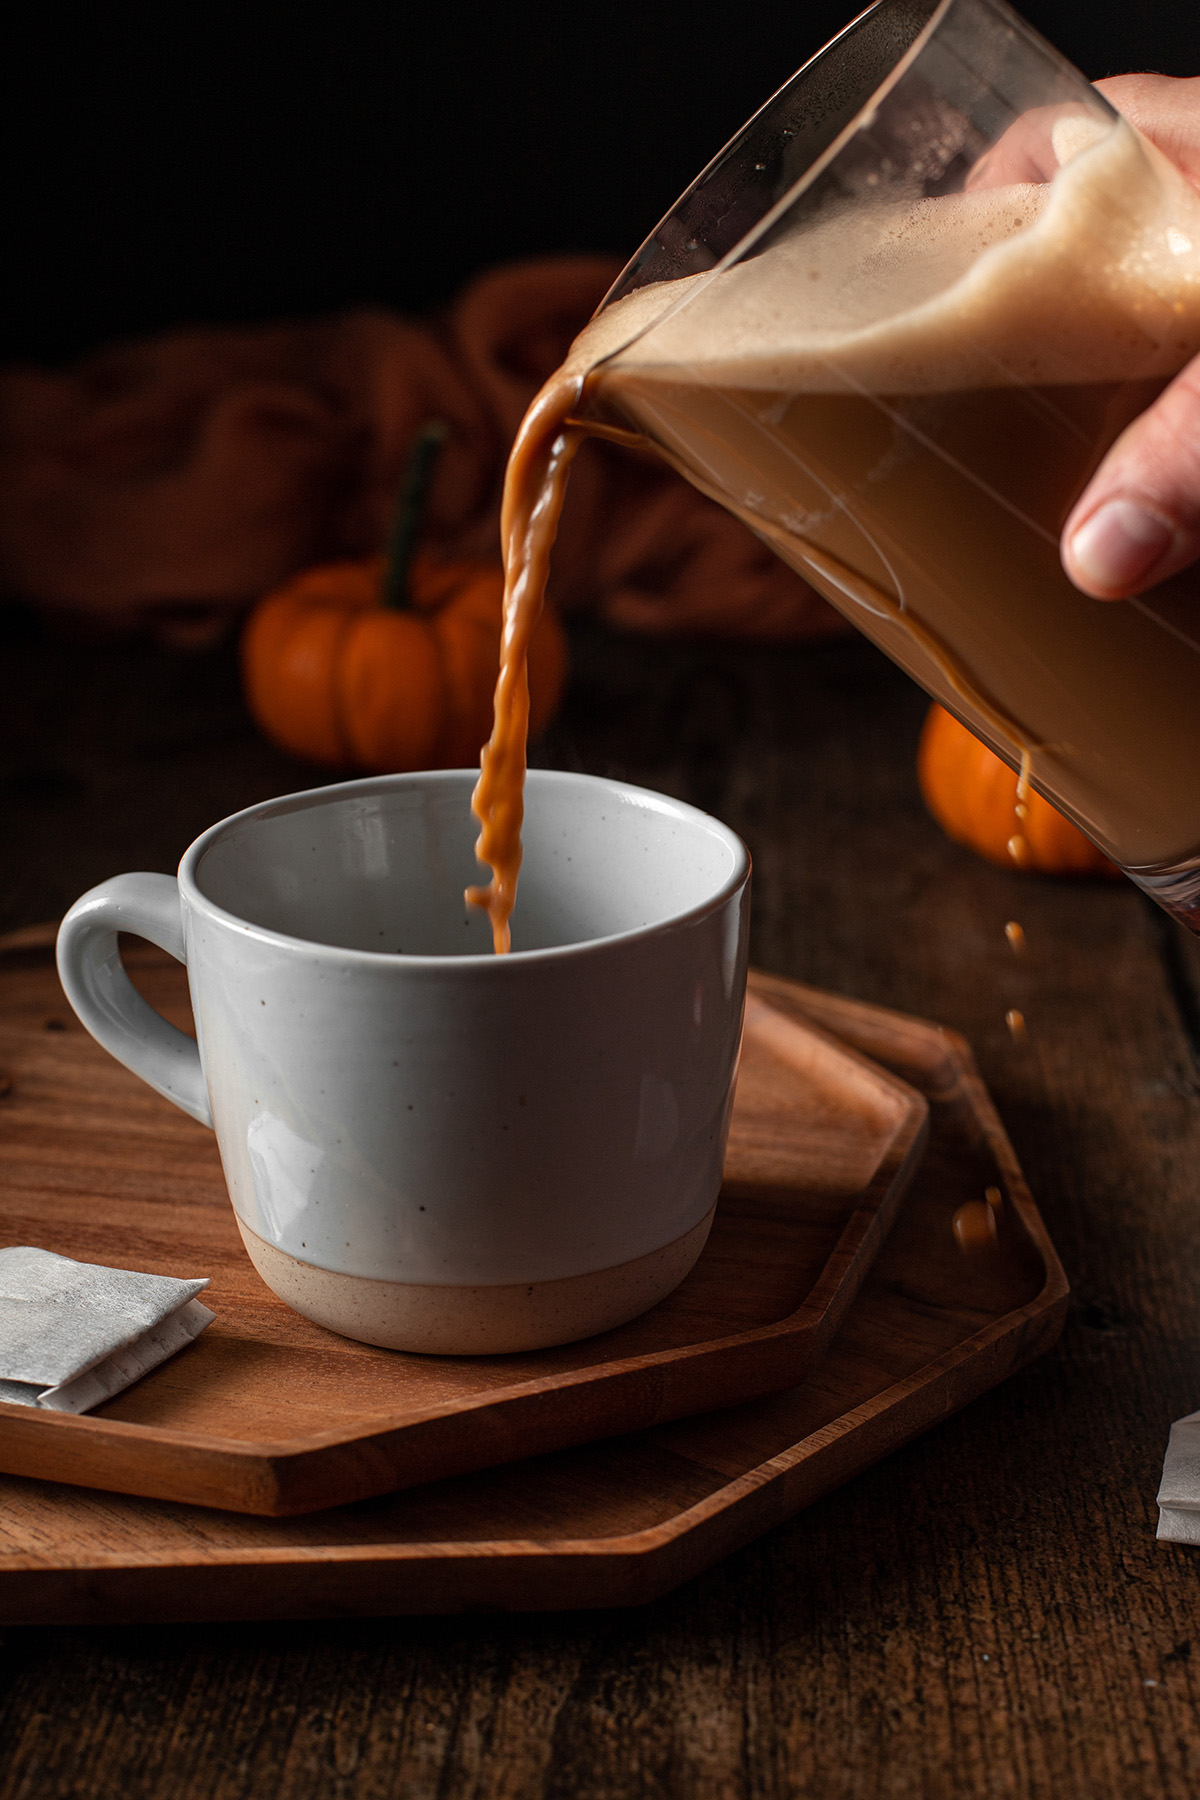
xmin=0 ymin=935 xmax=927 ymax=1516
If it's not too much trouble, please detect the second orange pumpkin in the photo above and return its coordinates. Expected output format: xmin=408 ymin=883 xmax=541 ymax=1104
xmin=917 ymin=703 xmax=1119 ymax=878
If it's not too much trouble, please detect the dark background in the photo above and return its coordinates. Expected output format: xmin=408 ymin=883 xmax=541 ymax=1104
xmin=1 ymin=1 xmax=1197 ymax=366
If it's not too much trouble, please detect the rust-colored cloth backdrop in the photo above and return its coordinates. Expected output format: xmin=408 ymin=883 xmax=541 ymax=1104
xmin=0 ymin=257 xmax=840 ymax=646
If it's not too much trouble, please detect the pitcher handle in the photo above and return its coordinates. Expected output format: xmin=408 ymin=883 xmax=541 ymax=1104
xmin=56 ymin=873 xmax=213 ymax=1127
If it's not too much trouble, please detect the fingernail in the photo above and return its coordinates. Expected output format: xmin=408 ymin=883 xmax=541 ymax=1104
xmin=1068 ymin=500 xmax=1174 ymax=593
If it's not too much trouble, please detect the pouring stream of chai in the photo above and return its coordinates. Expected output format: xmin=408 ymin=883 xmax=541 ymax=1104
xmin=465 ymin=374 xmax=584 ymax=952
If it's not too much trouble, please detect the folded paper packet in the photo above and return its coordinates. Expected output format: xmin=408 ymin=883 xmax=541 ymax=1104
xmin=0 ymin=1245 xmax=213 ymax=1415
xmin=1157 ymin=1409 xmax=1200 ymax=1544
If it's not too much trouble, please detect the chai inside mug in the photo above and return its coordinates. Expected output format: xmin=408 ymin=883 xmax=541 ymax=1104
xmin=56 ymin=770 xmax=751 ymax=1354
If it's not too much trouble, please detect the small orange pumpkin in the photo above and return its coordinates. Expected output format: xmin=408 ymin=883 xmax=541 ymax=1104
xmin=917 ymin=703 xmax=1119 ymax=877
xmin=241 ymin=424 xmax=566 ymax=773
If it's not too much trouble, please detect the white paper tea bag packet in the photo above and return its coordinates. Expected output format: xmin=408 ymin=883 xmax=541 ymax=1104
xmin=0 ymin=1245 xmax=213 ymax=1414
xmin=1156 ymin=1410 xmax=1200 ymax=1544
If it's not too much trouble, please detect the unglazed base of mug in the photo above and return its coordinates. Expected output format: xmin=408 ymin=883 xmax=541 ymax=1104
xmin=234 ymin=1208 xmax=718 ymax=1354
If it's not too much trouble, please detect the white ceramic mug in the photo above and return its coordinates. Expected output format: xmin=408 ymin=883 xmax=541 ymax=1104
xmin=56 ymin=770 xmax=750 ymax=1354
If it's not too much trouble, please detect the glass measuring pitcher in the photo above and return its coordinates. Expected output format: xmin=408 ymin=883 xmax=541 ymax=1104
xmin=570 ymin=0 xmax=1200 ymax=924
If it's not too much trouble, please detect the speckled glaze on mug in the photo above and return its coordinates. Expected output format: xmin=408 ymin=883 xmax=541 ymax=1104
xmin=56 ymin=770 xmax=750 ymax=1353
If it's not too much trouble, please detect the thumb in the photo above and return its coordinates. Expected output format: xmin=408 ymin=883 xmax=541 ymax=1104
xmin=1061 ymin=353 xmax=1200 ymax=598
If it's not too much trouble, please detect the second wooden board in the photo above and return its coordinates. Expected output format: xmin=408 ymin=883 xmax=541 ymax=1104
xmin=0 ymin=976 xmax=1066 ymax=1625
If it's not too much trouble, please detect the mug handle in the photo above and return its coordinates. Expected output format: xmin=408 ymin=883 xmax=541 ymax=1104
xmin=56 ymin=873 xmax=213 ymax=1128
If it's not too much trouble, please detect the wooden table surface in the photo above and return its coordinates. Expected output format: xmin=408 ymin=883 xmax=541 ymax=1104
xmin=2 ymin=608 xmax=1200 ymax=1799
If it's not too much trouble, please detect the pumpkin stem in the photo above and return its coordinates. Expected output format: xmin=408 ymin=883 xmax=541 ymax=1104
xmin=382 ymin=419 xmax=450 ymax=611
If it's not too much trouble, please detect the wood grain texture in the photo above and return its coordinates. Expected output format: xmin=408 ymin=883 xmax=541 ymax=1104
xmin=0 ymin=949 xmax=926 ymax=1514
xmin=0 ymin=982 xmax=1062 ymax=1623
xmin=2 ymin=621 xmax=1200 ymax=1798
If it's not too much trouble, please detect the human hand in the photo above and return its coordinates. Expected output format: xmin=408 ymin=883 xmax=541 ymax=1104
xmin=1061 ymin=75 xmax=1200 ymax=599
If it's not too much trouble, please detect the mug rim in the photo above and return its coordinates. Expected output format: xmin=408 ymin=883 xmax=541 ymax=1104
xmin=177 ymin=767 xmax=751 ymax=969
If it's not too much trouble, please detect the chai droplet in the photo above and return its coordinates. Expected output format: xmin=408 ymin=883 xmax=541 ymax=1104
xmin=1016 ymin=748 xmax=1032 ymax=803
xmin=953 ymin=1199 xmax=999 ymax=1253
xmin=1008 ymin=752 xmax=1032 ymax=864
xmin=1005 ymin=1008 xmax=1026 ymax=1043
xmin=1004 ymin=920 xmax=1025 ymax=955
xmin=985 ymin=1184 xmax=1004 ymax=1214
